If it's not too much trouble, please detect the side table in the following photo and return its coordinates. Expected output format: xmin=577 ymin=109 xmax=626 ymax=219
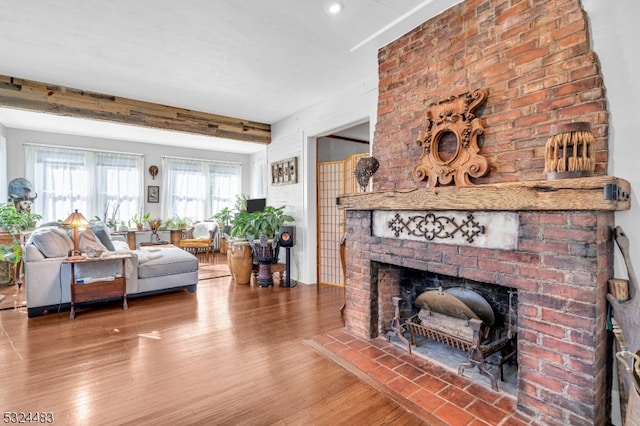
xmin=63 ymin=253 xmax=131 ymax=319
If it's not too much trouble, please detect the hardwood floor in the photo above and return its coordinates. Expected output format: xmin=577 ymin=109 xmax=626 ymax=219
xmin=0 ymin=268 xmax=426 ymax=425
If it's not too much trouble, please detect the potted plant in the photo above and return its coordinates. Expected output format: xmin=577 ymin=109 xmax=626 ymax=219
xmin=100 ymin=201 xmax=121 ymax=231
xmin=234 ymin=193 xmax=249 ymax=212
xmin=247 ymin=206 xmax=294 ymax=287
xmin=212 ymin=207 xmax=233 ymax=254
xmin=227 ymin=205 xmax=294 ymax=286
xmin=248 ymin=205 xmax=294 ymax=242
xmin=162 ymin=216 xmax=191 ymax=230
xmin=228 ymin=206 xmax=294 ymax=242
xmin=131 ymin=212 xmax=151 ymax=231
xmin=148 ymin=218 xmax=162 ymax=241
xmin=0 ymin=203 xmax=41 ymax=284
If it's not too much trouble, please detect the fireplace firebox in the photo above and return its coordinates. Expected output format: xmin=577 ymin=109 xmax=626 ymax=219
xmin=387 ymin=267 xmax=518 ymax=392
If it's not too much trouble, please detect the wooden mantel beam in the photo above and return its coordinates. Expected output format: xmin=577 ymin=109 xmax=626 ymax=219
xmin=337 ymin=176 xmax=631 ymax=212
xmin=0 ymin=75 xmax=271 ymax=144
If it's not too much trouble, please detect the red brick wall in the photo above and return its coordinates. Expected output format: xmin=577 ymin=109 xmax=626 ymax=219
xmin=373 ymin=0 xmax=607 ymax=190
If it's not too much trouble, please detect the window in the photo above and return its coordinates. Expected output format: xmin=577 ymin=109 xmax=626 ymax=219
xmin=162 ymin=156 xmax=241 ymax=221
xmin=25 ymin=145 xmax=143 ymax=223
xmin=0 ymin=135 xmax=7 ymax=203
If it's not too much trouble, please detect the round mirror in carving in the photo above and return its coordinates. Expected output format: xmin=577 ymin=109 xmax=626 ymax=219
xmin=432 ymin=130 xmax=460 ymax=165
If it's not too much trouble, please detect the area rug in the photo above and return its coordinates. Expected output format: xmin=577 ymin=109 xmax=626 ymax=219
xmin=198 ymin=263 xmax=231 ymax=281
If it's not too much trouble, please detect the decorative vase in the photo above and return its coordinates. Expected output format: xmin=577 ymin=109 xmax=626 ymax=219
xmin=149 ymin=219 xmax=161 ymax=242
xmin=226 ymin=249 xmax=232 ymax=280
xmin=229 ymin=241 xmax=253 ymax=285
xmin=249 ymin=235 xmax=275 ymax=288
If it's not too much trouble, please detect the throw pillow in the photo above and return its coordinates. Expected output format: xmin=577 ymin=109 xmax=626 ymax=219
xmin=92 ymin=224 xmax=116 ymax=251
xmin=78 ymin=229 xmax=106 ymax=253
xmin=193 ymin=222 xmax=215 ymax=239
xmin=32 ymin=227 xmax=73 ymax=258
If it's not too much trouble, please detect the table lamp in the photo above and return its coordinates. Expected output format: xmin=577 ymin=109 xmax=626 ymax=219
xmin=62 ymin=209 xmax=90 ymax=256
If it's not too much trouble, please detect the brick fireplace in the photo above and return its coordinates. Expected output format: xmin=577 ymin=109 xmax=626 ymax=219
xmin=340 ymin=205 xmax=618 ymax=424
xmin=334 ymin=0 xmax=632 ymax=424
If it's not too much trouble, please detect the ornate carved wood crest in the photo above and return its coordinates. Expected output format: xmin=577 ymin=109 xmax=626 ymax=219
xmin=413 ymin=89 xmax=489 ymax=186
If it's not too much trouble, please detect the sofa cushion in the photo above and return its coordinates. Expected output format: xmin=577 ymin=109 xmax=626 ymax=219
xmin=137 ymin=248 xmax=198 ymax=279
xmin=110 ymin=240 xmax=131 ymax=253
xmin=92 ymin=223 xmax=116 ymax=251
xmin=24 ymin=244 xmax=45 ymax=261
xmin=32 ymin=226 xmax=73 ymax=258
xmin=78 ymin=229 xmax=107 ymax=253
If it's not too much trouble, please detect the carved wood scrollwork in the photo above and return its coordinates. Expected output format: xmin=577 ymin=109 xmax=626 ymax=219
xmin=413 ymin=89 xmax=489 ymax=187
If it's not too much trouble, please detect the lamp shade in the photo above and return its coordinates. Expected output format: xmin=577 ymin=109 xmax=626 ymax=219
xmin=62 ymin=210 xmax=90 ymax=229
xmin=62 ymin=209 xmax=90 ymax=256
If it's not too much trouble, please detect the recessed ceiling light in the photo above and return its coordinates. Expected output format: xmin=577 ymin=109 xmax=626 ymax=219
xmin=326 ymin=2 xmax=343 ymax=15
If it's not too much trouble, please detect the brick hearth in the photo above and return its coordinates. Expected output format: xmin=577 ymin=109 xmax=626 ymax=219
xmin=308 ymin=328 xmax=538 ymax=425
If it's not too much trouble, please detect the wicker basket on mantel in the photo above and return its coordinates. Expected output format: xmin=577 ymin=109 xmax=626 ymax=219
xmin=545 ymin=122 xmax=596 ymax=180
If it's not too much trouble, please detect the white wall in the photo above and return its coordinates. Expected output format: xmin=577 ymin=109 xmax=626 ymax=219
xmin=584 ymin=0 xmax=640 ymax=282
xmin=5 ymin=128 xmax=253 ymax=220
xmin=317 ymin=137 xmax=369 ymax=162
xmin=249 ymin=149 xmax=268 ymax=198
xmin=268 ymin=75 xmax=378 ymax=284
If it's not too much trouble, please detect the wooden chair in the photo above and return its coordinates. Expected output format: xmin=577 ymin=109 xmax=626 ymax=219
xmin=178 ymin=222 xmax=218 ymax=263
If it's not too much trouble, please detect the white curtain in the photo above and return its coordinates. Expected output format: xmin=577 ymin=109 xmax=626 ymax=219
xmin=0 ymin=134 xmax=7 ymax=204
xmin=210 ymin=162 xmax=241 ymax=214
xmin=162 ymin=156 xmax=241 ymax=221
xmin=251 ymin=158 xmax=267 ymax=198
xmin=95 ymin=152 xmax=144 ymax=224
xmin=25 ymin=144 xmax=143 ymax=224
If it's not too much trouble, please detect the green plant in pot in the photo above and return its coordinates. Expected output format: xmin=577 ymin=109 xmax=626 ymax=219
xmin=249 ymin=206 xmax=294 ymax=242
xmin=212 ymin=207 xmax=233 ymax=254
xmin=213 ymin=207 xmax=233 ymax=235
xmin=229 ymin=205 xmax=293 ymax=241
xmin=162 ymin=216 xmax=191 ymax=230
xmin=0 ymin=202 xmax=41 ymax=273
xmin=228 ymin=205 xmax=294 ymax=287
xmin=131 ymin=212 xmax=151 ymax=231
xmin=234 ymin=193 xmax=249 ymax=212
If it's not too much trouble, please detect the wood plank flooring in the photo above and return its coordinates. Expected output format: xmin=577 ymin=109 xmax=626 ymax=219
xmin=0 ymin=267 xmax=426 ymax=425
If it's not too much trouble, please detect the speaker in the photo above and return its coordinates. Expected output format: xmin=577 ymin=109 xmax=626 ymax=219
xmin=278 ymin=226 xmax=295 ymax=247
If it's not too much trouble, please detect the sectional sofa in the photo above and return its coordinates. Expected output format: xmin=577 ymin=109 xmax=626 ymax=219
xmin=24 ymin=224 xmax=198 ymax=317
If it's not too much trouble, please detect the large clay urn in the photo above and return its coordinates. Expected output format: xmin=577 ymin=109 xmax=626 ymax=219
xmin=228 ymin=240 xmax=253 ymax=285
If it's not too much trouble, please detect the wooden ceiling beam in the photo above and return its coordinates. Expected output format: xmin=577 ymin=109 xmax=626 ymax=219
xmin=0 ymin=75 xmax=271 ymax=145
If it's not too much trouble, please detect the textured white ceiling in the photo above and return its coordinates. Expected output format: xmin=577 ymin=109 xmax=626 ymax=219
xmin=0 ymin=0 xmax=461 ymax=152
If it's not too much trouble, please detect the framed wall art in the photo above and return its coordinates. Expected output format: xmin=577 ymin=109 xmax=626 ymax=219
xmin=271 ymin=157 xmax=298 ymax=185
xmin=147 ymin=185 xmax=159 ymax=203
